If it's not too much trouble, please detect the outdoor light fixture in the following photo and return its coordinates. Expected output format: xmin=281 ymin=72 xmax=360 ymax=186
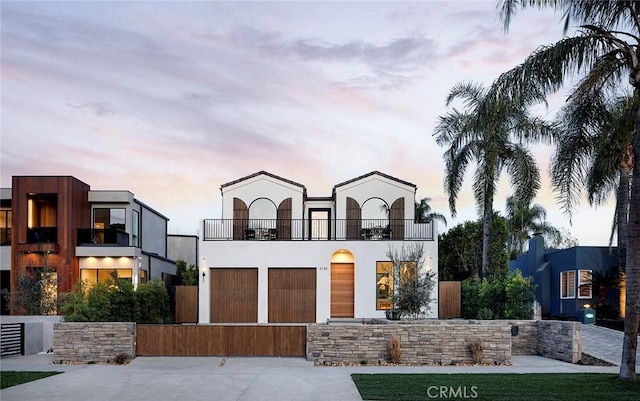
xmin=583 ymin=304 xmax=590 ymax=309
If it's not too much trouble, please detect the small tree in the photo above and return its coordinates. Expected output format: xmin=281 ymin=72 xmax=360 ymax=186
xmin=2 ymin=252 xmax=61 ymax=315
xmin=385 ymin=243 xmax=436 ymax=319
xmin=176 ymin=260 xmax=198 ymax=286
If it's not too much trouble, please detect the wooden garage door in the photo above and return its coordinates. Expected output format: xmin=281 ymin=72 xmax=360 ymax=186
xmin=331 ymin=263 xmax=354 ymax=318
xmin=268 ymin=268 xmax=316 ymax=323
xmin=210 ymin=268 xmax=258 ymax=323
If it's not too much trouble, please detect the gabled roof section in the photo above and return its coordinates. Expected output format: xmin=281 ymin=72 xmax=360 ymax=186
xmin=220 ymin=170 xmax=306 ymax=191
xmin=332 ymin=171 xmax=416 ymax=193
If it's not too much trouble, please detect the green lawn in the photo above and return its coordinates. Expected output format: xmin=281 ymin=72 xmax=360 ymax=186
xmin=352 ymin=373 xmax=640 ymax=401
xmin=1 ymin=371 xmax=62 ymax=389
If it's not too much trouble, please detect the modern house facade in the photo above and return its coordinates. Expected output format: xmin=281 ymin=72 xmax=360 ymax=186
xmin=198 ymin=171 xmax=439 ymax=324
xmin=4 ymin=176 xmax=177 ymax=314
xmin=510 ymin=235 xmax=620 ymax=318
xmin=1 ymin=188 xmax=12 ymax=314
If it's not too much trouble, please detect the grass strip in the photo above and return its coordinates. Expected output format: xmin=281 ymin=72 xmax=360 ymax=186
xmin=351 ymin=373 xmax=640 ymax=401
xmin=1 ymin=371 xmax=61 ymax=389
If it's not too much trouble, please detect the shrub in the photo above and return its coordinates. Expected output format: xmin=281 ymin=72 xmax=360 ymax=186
xmin=476 ymin=307 xmax=494 ymax=320
xmin=176 ymin=260 xmax=199 ymax=286
xmin=389 ymin=334 xmax=402 ymax=364
xmin=468 ymin=340 xmax=484 ymax=364
xmin=62 ymin=277 xmax=172 ymax=323
xmin=461 ymin=278 xmax=482 ymax=318
xmin=461 ymin=270 xmax=536 ymax=320
xmin=113 ymin=353 xmax=129 ymax=365
xmin=136 ymin=280 xmax=172 ymax=323
xmin=504 ymin=270 xmax=536 ymax=319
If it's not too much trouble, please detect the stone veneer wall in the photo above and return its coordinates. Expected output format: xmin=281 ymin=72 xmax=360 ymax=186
xmin=307 ymin=321 xmax=511 ymax=365
xmin=537 ymin=321 xmax=581 ymax=363
xmin=307 ymin=320 xmax=581 ymax=365
xmin=53 ymin=322 xmax=135 ymax=364
xmin=507 ymin=320 xmax=538 ymax=355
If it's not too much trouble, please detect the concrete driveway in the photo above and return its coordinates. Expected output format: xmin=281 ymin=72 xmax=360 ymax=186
xmin=1 ymin=353 xmax=622 ymax=401
xmin=580 ymin=323 xmax=640 ymax=368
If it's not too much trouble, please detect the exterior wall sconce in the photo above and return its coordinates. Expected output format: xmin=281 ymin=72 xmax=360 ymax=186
xmin=202 ymin=270 xmax=206 ymax=281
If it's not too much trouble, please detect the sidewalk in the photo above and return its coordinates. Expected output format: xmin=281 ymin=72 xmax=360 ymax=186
xmin=0 ymin=354 xmax=622 ymax=401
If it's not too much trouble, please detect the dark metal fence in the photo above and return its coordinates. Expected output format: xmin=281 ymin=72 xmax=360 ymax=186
xmin=1 ymin=323 xmax=24 ymax=358
xmin=203 ymin=219 xmax=434 ymax=241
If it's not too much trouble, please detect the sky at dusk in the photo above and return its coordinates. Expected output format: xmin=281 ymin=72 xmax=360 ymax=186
xmin=1 ymin=1 xmax=616 ymax=245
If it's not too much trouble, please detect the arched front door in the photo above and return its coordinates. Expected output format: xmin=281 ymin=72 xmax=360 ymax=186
xmin=330 ymin=249 xmax=354 ymax=318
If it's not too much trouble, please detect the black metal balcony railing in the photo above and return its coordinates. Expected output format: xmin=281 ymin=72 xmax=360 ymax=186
xmin=202 ymin=219 xmax=434 ymax=241
xmin=77 ymin=228 xmax=130 ymax=246
xmin=26 ymin=227 xmax=57 ymax=244
xmin=0 ymin=228 xmax=10 ymax=246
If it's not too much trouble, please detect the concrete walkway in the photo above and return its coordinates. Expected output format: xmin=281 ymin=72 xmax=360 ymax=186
xmin=0 ymin=354 xmax=623 ymax=401
xmin=580 ymin=323 xmax=640 ymax=368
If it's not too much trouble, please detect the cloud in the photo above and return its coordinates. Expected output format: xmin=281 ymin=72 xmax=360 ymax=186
xmin=66 ymin=101 xmax=119 ymax=117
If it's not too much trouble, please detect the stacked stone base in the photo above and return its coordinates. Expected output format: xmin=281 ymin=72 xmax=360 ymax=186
xmin=307 ymin=320 xmax=580 ymax=365
xmin=53 ymin=322 xmax=135 ymax=364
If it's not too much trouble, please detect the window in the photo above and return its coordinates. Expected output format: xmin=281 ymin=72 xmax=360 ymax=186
xmin=0 ymin=209 xmax=11 ymax=245
xmin=578 ymin=270 xmax=592 ymax=299
xmin=376 ymin=261 xmax=418 ymax=310
xmin=93 ymin=208 xmax=126 ymax=231
xmin=560 ymin=271 xmax=576 ymax=299
xmin=132 ymin=210 xmax=140 ymax=247
xmin=376 ymin=262 xmax=393 ymax=310
xmin=81 ymin=269 xmax=132 ymax=285
xmin=248 ymin=198 xmax=276 ymax=228
xmin=361 ymin=198 xmax=389 ymax=229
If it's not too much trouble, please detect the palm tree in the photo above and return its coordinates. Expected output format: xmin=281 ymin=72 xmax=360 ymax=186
xmin=497 ymin=0 xmax=640 ymax=381
xmin=434 ymin=81 xmax=554 ymax=278
xmin=414 ymin=197 xmax=447 ymax=227
xmin=505 ymin=196 xmax=561 ymax=259
xmin=552 ymin=92 xmax=637 ymax=276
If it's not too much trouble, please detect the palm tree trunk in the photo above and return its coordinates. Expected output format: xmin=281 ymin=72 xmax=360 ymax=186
xmin=617 ymin=163 xmax=631 ymax=319
xmin=619 ymin=104 xmax=640 ymax=381
xmin=481 ymin=204 xmax=492 ymax=279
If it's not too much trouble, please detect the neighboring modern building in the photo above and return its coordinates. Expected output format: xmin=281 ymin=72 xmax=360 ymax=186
xmin=198 ymin=171 xmax=439 ymax=324
xmin=167 ymin=234 xmax=199 ymax=268
xmin=510 ymin=235 xmax=620 ymax=319
xmin=4 ymin=176 xmax=179 ymax=314
xmin=1 ymin=188 xmax=12 ymax=314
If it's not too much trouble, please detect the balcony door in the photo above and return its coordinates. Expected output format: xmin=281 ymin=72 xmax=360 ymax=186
xmin=308 ymin=209 xmax=330 ymax=240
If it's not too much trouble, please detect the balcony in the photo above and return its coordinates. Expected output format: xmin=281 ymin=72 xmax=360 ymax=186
xmin=77 ymin=228 xmax=130 ymax=246
xmin=202 ymin=219 xmax=434 ymax=241
xmin=26 ymin=227 xmax=57 ymax=244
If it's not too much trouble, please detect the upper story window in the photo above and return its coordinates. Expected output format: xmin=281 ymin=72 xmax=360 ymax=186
xmin=0 ymin=209 xmax=11 ymax=246
xmin=132 ymin=210 xmax=140 ymax=247
xmin=94 ymin=208 xmax=126 ymax=231
xmin=249 ymin=198 xmax=276 ymax=228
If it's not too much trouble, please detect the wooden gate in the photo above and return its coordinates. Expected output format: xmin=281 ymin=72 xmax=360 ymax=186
xmin=439 ymin=281 xmax=461 ymax=318
xmin=175 ymin=286 xmax=198 ymax=323
xmin=136 ymin=325 xmax=306 ymax=356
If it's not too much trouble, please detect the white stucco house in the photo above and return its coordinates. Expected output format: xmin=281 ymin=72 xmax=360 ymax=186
xmin=198 ymin=171 xmax=438 ymax=324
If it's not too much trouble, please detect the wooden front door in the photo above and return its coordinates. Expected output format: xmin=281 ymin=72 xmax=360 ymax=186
xmin=331 ymin=263 xmax=354 ymax=318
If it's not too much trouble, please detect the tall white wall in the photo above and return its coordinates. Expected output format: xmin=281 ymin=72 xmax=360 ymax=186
xmin=198 ymin=236 xmax=438 ymax=323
